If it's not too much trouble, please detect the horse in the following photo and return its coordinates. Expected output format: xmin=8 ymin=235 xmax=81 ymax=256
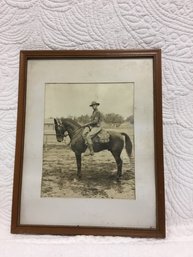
xmin=54 ymin=118 xmax=132 ymax=181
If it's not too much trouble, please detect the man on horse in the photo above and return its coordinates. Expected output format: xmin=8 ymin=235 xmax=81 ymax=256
xmin=82 ymin=101 xmax=102 ymax=156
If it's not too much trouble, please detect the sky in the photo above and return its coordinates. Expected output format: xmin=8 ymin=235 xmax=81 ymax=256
xmin=44 ymin=83 xmax=134 ymax=119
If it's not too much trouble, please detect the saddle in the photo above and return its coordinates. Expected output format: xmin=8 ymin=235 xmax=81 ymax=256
xmin=93 ymin=129 xmax=110 ymax=143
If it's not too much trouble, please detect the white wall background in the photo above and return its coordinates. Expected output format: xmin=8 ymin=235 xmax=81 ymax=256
xmin=0 ymin=0 xmax=193 ymax=256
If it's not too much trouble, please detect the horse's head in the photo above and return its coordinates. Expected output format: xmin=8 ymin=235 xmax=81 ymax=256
xmin=54 ymin=118 xmax=68 ymax=142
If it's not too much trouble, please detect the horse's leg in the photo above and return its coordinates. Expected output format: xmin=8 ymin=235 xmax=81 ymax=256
xmin=75 ymin=153 xmax=82 ymax=179
xmin=111 ymin=151 xmax=123 ymax=181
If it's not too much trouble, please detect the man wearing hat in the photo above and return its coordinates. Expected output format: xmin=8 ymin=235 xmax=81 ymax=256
xmin=82 ymin=101 xmax=102 ymax=156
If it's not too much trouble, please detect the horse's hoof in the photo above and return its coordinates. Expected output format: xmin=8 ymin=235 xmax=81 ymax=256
xmin=77 ymin=174 xmax=82 ymax=180
xmin=116 ymin=177 xmax=121 ymax=182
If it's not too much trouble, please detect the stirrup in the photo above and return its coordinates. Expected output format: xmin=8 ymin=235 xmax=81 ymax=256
xmin=84 ymin=148 xmax=90 ymax=156
xmin=90 ymin=151 xmax=94 ymax=156
xmin=84 ymin=147 xmax=94 ymax=156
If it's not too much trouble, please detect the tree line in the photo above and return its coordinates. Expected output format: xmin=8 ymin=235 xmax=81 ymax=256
xmin=70 ymin=113 xmax=134 ymax=125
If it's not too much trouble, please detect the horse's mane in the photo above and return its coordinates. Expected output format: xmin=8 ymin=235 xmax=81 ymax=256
xmin=60 ymin=118 xmax=81 ymax=128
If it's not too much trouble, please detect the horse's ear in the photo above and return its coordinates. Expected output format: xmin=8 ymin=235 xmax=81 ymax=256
xmin=54 ymin=118 xmax=57 ymax=126
xmin=58 ymin=118 xmax=62 ymax=125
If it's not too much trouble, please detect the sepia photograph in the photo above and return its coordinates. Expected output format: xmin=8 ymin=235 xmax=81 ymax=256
xmin=41 ymin=83 xmax=135 ymax=199
xmin=11 ymin=50 xmax=164 ymax=237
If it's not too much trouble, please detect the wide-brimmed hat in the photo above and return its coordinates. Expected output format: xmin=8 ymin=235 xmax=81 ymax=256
xmin=89 ymin=101 xmax=100 ymax=107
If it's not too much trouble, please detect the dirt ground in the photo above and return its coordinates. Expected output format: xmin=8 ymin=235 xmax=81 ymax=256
xmin=41 ymin=143 xmax=135 ymax=199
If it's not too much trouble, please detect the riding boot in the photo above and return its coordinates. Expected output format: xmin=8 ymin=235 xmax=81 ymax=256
xmin=84 ymin=143 xmax=94 ymax=156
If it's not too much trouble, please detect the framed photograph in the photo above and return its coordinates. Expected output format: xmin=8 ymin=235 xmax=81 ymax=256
xmin=11 ymin=50 xmax=165 ymax=238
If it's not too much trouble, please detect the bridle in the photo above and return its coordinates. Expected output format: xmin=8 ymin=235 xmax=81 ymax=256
xmin=55 ymin=119 xmax=69 ymax=138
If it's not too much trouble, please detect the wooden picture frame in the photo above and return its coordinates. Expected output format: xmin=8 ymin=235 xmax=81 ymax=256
xmin=11 ymin=50 xmax=165 ymax=238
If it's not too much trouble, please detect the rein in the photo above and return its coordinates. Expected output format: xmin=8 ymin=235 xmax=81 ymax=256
xmin=64 ymin=126 xmax=83 ymax=147
xmin=62 ymin=123 xmax=83 ymax=139
xmin=71 ymin=127 xmax=83 ymax=138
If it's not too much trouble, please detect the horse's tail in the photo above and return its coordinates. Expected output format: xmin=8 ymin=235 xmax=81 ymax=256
xmin=121 ymin=133 xmax=132 ymax=157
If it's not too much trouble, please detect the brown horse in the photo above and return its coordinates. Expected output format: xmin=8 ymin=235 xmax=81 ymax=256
xmin=54 ymin=118 xmax=132 ymax=181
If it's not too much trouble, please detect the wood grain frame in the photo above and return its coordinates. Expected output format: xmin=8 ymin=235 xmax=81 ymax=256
xmin=11 ymin=50 xmax=165 ymax=238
